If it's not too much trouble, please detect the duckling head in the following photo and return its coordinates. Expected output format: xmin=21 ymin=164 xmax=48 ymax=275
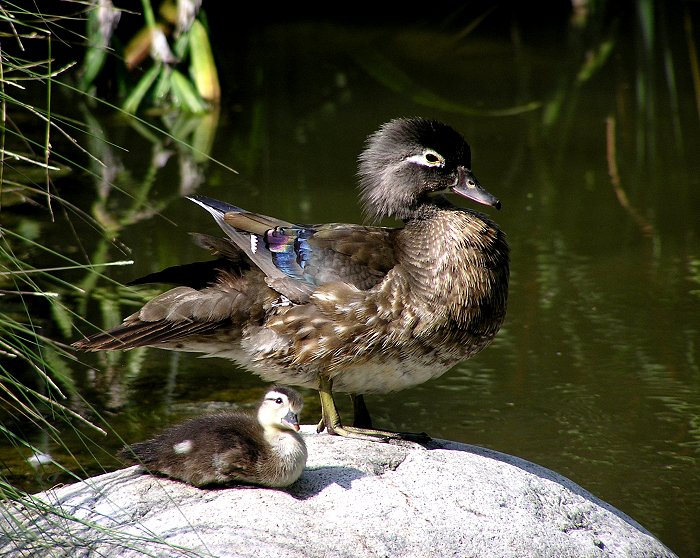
xmin=257 ymin=386 xmax=304 ymax=432
xmin=358 ymin=117 xmax=501 ymax=221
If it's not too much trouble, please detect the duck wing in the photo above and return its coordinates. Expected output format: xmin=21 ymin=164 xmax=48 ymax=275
xmin=189 ymin=195 xmax=396 ymax=302
xmin=72 ymin=197 xmax=397 ymax=351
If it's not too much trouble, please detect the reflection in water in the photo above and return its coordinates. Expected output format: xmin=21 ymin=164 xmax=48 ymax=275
xmin=1 ymin=3 xmax=699 ymax=556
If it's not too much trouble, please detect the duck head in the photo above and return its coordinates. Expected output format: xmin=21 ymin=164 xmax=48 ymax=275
xmin=358 ymin=118 xmax=501 ymax=221
xmin=258 ymin=386 xmax=304 ymax=432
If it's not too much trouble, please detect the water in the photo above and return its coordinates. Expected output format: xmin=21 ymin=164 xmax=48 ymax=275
xmin=2 ymin=4 xmax=699 ymax=556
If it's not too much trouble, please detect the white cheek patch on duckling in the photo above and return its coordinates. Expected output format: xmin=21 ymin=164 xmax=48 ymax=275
xmin=173 ymin=440 xmax=194 ymax=454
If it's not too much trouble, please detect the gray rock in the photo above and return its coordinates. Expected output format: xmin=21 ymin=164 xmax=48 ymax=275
xmin=0 ymin=427 xmax=676 ymax=558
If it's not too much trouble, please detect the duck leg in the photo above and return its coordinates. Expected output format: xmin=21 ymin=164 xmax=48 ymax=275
xmin=351 ymin=394 xmax=373 ymax=428
xmin=316 ymin=376 xmax=431 ymax=443
xmin=316 ymin=377 xmax=387 ymax=441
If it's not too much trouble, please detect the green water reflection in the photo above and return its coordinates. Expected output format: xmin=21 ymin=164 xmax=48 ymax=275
xmin=2 ymin=4 xmax=699 ymax=557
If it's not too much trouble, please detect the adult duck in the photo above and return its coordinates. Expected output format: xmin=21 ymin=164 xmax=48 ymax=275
xmin=74 ymin=118 xmax=510 ymax=441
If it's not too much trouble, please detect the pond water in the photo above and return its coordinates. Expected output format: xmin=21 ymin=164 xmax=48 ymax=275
xmin=2 ymin=4 xmax=699 ymax=557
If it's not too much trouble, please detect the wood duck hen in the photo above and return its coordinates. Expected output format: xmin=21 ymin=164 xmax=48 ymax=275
xmin=74 ymin=118 xmax=509 ymax=441
xmin=119 ymin=386 xmax=307 ymax=487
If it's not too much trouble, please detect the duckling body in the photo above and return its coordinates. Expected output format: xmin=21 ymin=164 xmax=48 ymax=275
xmin=75 ymin=118 xmax=509 ymax=439
xmin=120 ymin=387 xmax=307 ymax=487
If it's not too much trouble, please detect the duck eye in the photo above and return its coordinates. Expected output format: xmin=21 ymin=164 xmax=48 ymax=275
xmin=425 ymin=151 xmax=442 ymax=164
xmin=275 ymin=397 xmax=283 ymax=404
xmin=406 ymin=150 xmax=445 ymax=168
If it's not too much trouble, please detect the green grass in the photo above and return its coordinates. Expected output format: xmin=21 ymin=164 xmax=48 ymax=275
xmin=0 ymin=2 xmax=221 ymax=553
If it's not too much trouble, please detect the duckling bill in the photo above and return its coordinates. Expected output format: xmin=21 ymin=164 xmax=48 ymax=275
xmin=74 ymin=118 xmax=509 ymax=442
xmin=120 ymin=386 xmax=307 ymax=488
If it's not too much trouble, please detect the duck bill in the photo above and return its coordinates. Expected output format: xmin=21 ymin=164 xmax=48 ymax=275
xmin=451 ymin=167 xmax=501 ymax=210
xmin=282 ymin=410 xmax=301 ymax=431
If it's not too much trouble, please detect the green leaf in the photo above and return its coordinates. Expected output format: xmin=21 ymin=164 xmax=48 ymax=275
xmin=576 ymin=40 xmax=615 ymax=83
xmin=169 ymin=69 xmax=209 ymax=113
xmin=188 ymin=19 xmax=220 ymax=102
xmin=78 ymin=46 xmax=108 ymax=92
xmin=122 ymin=64 xmax=161 ymax=113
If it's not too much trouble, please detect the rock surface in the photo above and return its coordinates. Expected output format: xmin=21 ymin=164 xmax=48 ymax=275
xmin=0 ymin=427 xmax=676 ymax=558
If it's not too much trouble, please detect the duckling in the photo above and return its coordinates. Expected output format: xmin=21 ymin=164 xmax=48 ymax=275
xmin=74 ymin=118 xmax=509 ymax=442
xmin=120 ymin=386 xmax=307 ymax=487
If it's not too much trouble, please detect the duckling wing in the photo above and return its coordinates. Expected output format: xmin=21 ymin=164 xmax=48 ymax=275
xmin=120 ymin=413 xmax=268 ymax=487
xmin=190 ymin=195 xmax=396 ymax=301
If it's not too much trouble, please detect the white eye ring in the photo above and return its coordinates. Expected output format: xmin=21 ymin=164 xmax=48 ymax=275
xmin=406 ymin=150 xmax=445 ymax=168
xmin=266 ymin=393 xmax=287 ymax=406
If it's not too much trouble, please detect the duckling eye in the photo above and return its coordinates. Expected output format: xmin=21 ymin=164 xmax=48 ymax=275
xmin=275 ymin=397 xmax=283 ymax=404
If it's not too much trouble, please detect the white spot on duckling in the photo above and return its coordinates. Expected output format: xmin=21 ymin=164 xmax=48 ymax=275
xmin=173 ymin=440 xmax=193 ymax=454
